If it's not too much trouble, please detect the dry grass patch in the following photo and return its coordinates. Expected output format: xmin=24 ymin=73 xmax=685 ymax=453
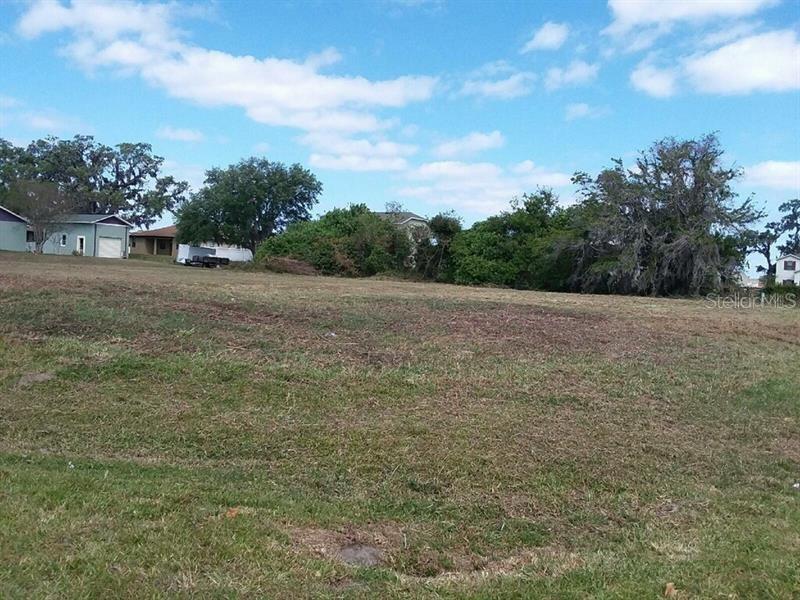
xmin=0 ymin=253 xmax=798 ymax=598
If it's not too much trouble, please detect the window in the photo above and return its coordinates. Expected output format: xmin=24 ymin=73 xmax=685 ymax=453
xmin=60 ymin=234 xmax=67 ymax=247
xmin=784 ymin=260 xmax=797 ymax=271
xmin=26 ymin=231 xmax=34 ymax=243
xmin=131 ymin=239 xmax=136 ymax=248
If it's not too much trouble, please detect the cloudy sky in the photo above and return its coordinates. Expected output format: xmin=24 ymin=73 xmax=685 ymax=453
xmin=1 ymin=0 xmax=798 ymax=229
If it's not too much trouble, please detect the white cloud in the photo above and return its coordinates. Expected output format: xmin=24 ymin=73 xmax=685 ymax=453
xmin=521 ymin=22 xmax=569 ymax=52
xmin=253 ymin=142 xmax=270 ymax=154
xmin=605 ymin=0 xmax=776 ymax=36
xmin=684 ymin=30 xmax=800 ymax=94
xmin=302 ymin=132 xmax=417 ymax=172
xmin=460 ymin=71 xmax=536 ymax=99
xmin=21 ymin=110 xmax=85 ymax=132
xmin=17 ymin=0 xmax=176 ymax=40
xmin=744 ymin=161 xmax=800 ymax=191
xmin=310 ymin=153 xmax=409 ymax=172
xmin=630 ymin=29 xmax=800 ymax=97
xmin=17 ymin=0 xmax=437 ymax=136
xmin=156 ymin=125 xmax=204 ymax=142
xmin=0 ymin=94 xmax=21 ymax=108
xmin=510 ymin=160 xmax=573 ymax=187
xmin=161 ymin=159 xmax=206 ymax=192
xmin=545 ymin=60 xmax=599 ymax=91
xmin=399 ymin=123 xmax=419 ymax=138
xmin=564 ymin=102 xmax=608 ymax=121
xmin=433 ymin=130 xmax=505 ymax=158
xmin=399 ymin=159 xmax=572 ymax=214
xmin=699 ymin=21 xmax=761 ymax=47
xmin=630 ymin=62 xmax=678 ymax=97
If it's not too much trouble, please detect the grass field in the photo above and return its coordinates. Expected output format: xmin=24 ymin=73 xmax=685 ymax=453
xmin=1 ymin=252 xmax=798 ymax=598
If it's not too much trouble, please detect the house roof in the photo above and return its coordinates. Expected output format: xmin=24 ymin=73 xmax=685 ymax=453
xmin=374 ymin=211 xmax=427 ymax=225
xmin=58 ymin=213 xmax=134 ymax=227
xmin=0 ymin=205 xmax=29 ymax=223
xmin=778 ymin=254 xmax=800 ymax=270
xmin=130 ymin=224 xmax=177 ymax=238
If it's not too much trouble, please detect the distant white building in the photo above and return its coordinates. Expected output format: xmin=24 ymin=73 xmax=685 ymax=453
xmin=775 ymin=254 xmax=800 ymax=285
xmin=739 ymin=274 xmax=764 ymax=289
xmin=130 ymin=224 xmax=253 ymax=262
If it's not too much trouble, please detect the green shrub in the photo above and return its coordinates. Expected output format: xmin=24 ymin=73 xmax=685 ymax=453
xmin=255 ymin=204 xmax=410 ymax=277
xmin=762 ymin=282 xmax=798 ymax=307
xmin=450 ymin=190 xmax=568 ymax=289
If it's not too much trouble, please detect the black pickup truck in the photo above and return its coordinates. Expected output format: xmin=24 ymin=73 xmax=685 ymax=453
xmin=183 ymin=255 xmax=231 ymax=268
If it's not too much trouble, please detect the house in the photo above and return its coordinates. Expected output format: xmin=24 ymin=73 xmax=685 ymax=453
xmin=375 ymin=211 xmax=429 ymax=236
xmin=375 ymin=211 xmax=430 ymax=268
xmin=40 ymin=213 xmax=132 ymax=258
xmin=375 ymin=211 xmax=430 ymax=246
xmin=775 ymin=254 xmax=800 ymax=285
xmin=0 ymin=205 xmax=29 ymax=252
xmin=129 ymin=224 xmax=178 ymax=257
xmin=130 ymin=224 xmax=254 ymax=262
xmin=0 ymin=206 xmax=132 ymax=258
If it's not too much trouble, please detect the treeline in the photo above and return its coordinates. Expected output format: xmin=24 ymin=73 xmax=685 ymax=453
xmin=256 ymin=135 xmax=799 ymax=296
xmin=2 ymin=133 xmax=797 ymax=297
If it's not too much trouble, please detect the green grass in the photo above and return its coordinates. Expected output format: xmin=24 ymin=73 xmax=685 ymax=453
xmin=0 ymin=251 xmax=798 ymax=598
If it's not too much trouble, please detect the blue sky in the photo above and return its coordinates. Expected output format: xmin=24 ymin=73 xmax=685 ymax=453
xmin=1 ymin=0 xmax=799 ymax=243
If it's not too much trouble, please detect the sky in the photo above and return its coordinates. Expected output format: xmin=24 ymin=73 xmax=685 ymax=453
xmin=1 ymin=0 xmax=799 ymax=251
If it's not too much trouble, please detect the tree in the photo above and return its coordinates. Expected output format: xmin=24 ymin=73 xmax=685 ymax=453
xmin=176 ymin=158 xmax=322 ymax=252
xmin=384 ymin=200 xmax=405 ymax=215
xmin=0 ymin=135 xmax=188 ymax=228
xmin=450 ymin=189 xmax=569 ymax=288
xmin=415 ymin=211 xmax=462 ymax=281
xmin=745 ymin=222 xmax=783 ymax=280
xmin=777 ymin=198 xmax=800 ymax=256
xmin=568 ymin=134 xmax=762 ymax=296
xmin=4 ymin=180 xmax=80 ymax=253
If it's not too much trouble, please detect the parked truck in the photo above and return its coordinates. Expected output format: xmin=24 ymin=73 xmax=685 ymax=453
xmin=176 ymin=244 xmax=230 ymax=268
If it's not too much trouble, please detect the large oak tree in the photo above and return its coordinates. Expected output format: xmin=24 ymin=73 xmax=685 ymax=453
xmin=568 ymin=134 xmax=762 ymax=296
xmin=0 ymin=136 xmax=188 ymax=228
xmin=176 ymin=158 xmax=322 ymax=252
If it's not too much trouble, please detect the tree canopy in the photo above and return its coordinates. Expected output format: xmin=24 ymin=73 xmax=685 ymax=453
xmin=414 ymin=211 xmax=462 ymax=281
xmin=449 ymin=190 xmax=575 ymax=289
xmin=565 ymin=134 xmax=761 ymax=295
xmin=777 ymin=198 xmax=800 ymax=256
xmin=255 ymin=204 xmax=410 ymax=276
xmin=0 ymin=136 xmax=188 ymax=228
xmin=176 ymin=158 xmax=322 ymax=252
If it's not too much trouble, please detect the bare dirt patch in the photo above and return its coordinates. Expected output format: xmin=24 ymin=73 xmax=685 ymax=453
xmin=15 ymin=372 xmax=55 ymax=388
xmin=291 ymin=524 xmax=401 ymax=567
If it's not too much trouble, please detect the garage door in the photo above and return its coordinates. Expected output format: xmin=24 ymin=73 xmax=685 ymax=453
xmin=97 ymin=236 xmax=123 ymax=258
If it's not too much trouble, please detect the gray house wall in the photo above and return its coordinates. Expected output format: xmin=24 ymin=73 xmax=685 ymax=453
xmin=0 ymin=208 xmax=28 ymax=252
xmin=0 ymin=207 xmax=130 ymax=258
xmin=40 ymin=223 xmax=96 ymax=256
xmin=40 ymin=222 xmax=129 ymax=257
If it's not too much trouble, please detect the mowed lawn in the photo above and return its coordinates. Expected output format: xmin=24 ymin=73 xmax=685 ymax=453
xmin=0 ymin=253 xmax=798 ymax=599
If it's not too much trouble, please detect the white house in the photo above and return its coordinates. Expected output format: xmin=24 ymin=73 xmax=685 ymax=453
xmin=775 ymin=254 xmax=800 ymax=285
